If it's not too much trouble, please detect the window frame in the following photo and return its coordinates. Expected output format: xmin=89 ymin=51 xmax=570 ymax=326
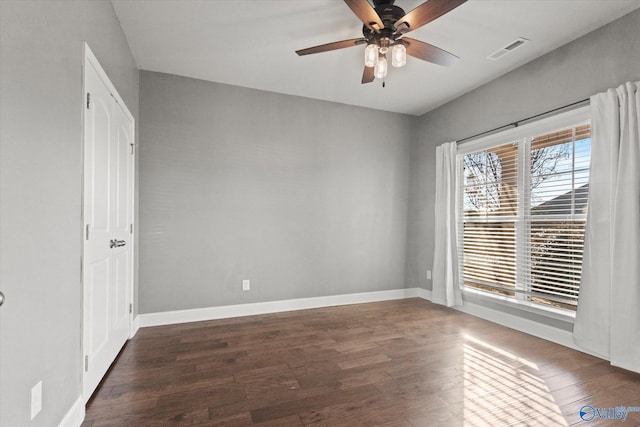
xmin=456 ymin=106 xmax=591 ymax=322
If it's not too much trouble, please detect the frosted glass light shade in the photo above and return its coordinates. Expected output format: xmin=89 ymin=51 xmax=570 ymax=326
xmin=364 ymin=44 xmax=378 ymax=67
xmin=392 ymin=44 xmax=406 ymax=67
xmin=374 ymin=55 xmax=388 ymax=79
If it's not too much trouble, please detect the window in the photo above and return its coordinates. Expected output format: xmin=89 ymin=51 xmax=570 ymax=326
xmin=457 ymin=109 xmax=591 ymax=312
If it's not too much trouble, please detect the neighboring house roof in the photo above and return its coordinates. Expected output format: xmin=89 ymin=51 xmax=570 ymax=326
xmin=531 ymin=183 xmax=589 ymax=215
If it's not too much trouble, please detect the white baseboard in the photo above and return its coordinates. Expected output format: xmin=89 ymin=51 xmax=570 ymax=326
xmin=130 ymin=315 xmax=140 ymax=338
xmin=138 ymin=288 xmax=421 ymax=327
xmin=413 ymin=287 xmax=606 ymax=359
xmin=57 ymin=396 xmax=84 ymax=427
xmin=454 ymin=299 xmax=574 ymax=346
xmin=415 ymin=287 xmax=432 ymax=301
xmin=452 ymin=299 xmax=604 ymax=359
xmin=136 ymin=286 xmax=602 ymax=360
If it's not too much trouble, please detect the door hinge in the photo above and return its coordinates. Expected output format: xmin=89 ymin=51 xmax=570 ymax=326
xmin=84 ymin=355 xmax=89 ymax=372
xmin=86 ymin=93 xmax=91 ymax=109
xmin=129 ymin=303 xmax=132 ymax=314
xmin=130 ymin=143 xmax=134 ymax=155
xmin=130 ymin=223 xmax=133 ymax=234
xmin=85 ymin=224 xmax=90 ymax=240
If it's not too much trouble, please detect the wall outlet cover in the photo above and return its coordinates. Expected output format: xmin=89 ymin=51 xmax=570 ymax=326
xmin=242 ymin=280 xmax=250 ymax=291
xmin=426 ymin=270 xmax=432 ymax=280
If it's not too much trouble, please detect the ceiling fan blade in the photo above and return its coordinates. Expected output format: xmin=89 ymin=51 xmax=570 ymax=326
xmin=394 ymin=0 xmax=467 ymax=34
xmin=402 ymin=37 xmax=459 ymax=66
xmin=361 ymin=66 xmax=375 ymax=84
xmin=296 ymin=38 xmax=366 ymax=56
xmin=344 ymin=0 xmax=384 ymax=33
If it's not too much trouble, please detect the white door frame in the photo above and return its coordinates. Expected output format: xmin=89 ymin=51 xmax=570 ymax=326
xmin=81 ymin=42 xmax=136 ymax=400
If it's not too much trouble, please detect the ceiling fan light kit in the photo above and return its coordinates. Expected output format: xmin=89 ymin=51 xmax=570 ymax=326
xmin=391 ymin=43 xmax=407 ymax=67
xmin=364 ymin=43 xmax=378 ymax=67
xmin=296 ymin=0 xmax=467 ymax=85
xmin=374 ymin=54 xmax=388 ymax=78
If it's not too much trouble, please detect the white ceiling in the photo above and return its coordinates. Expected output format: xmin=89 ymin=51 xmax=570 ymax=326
xmin=112 ymin=0 xmax=640 ymax=116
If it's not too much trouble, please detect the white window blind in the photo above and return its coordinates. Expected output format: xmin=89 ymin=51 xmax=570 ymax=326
xmin=460 ymin=142 xmax=519 ymax=297
xmin=458 ymin=120 xmax=591 ymax=311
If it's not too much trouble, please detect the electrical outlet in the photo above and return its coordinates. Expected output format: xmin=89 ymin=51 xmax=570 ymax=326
xmin=426 ymin=269 xmax=432 ymax=280
xmin=242 ymin=280 xmax=250 ymax=291
xmin=31 ymin=381 xmax=42 ymax=420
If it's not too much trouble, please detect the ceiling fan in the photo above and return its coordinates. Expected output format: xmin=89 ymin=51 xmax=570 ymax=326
xmin=296 ymin=0 xmax=467 ymax=84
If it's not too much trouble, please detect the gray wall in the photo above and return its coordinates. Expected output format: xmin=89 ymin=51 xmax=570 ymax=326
xmin=139 ymin=71 xmax=412 ymax=313
xmin=1 ymin=3 xmax=638 ymax=423
xmin=405 ymin=9 xmax=640 ymax=323
xmin=0 ymin=1 xmax=138 ymax=425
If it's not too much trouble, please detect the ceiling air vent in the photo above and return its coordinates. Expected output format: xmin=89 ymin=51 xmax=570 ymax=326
xmin=487 ymin=37 xmax=529 ymax=60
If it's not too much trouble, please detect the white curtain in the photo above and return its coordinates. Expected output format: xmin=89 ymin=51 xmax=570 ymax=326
xmin=432 ymin=141 xmax=463 ymax=307
xmin=573 ymin=81 xmax=640 ymax=373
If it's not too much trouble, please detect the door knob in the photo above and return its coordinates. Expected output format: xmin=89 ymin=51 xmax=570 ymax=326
xmin=0 ymin=291 xmax=5 ymax=307
xmin=110 ymin=239 xmax=116 ymax=249
xmin=116 ymin=240 xmax=126 ymax=247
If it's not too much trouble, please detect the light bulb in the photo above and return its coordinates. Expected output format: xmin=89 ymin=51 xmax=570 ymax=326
xmin=391 ymin=44 xmax=406 ymax=68
xmin=374 ymin=55 xmax=388 ymax=79
xmin=379 ymin=37 xmax=390 ymax=54
xmin=364 ymin=44 xmax=378 ymax=68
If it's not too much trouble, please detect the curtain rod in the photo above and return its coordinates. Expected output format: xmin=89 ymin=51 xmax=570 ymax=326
xmin=456 ymin=98 xmax=590 ymax=144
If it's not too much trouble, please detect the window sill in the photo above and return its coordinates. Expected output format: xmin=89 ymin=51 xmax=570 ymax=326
xmin=462 ymin=287 xmax=576 ymax=324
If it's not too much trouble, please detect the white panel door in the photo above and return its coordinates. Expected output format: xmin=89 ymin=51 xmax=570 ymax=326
xmin=111 ymin=100 xmax=134 ymax=348
xmin=82 ymin=49 xmax=134 ymax=400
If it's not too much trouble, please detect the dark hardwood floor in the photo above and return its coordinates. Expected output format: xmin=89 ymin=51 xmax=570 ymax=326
xmin=82 ymin=298 xmax=640 ymax=426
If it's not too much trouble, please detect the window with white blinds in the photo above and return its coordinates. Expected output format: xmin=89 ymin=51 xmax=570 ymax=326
xmin=458 ymin=116 xmax=591 ymax=311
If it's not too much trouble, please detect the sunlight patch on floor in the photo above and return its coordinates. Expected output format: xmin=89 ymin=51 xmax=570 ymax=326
xmin=463 ymin=334 xmax=568 ymax=426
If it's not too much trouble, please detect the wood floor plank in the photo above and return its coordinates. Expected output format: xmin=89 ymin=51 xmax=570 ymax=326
xmin=84 ymin=299 xmax=640 ymax=426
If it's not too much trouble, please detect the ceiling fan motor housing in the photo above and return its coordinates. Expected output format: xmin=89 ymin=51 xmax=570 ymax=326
xmin=372 ymin=0 xmax=396 ymax=6
xmin=363 ymin=2 xmax=406 ymax=42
